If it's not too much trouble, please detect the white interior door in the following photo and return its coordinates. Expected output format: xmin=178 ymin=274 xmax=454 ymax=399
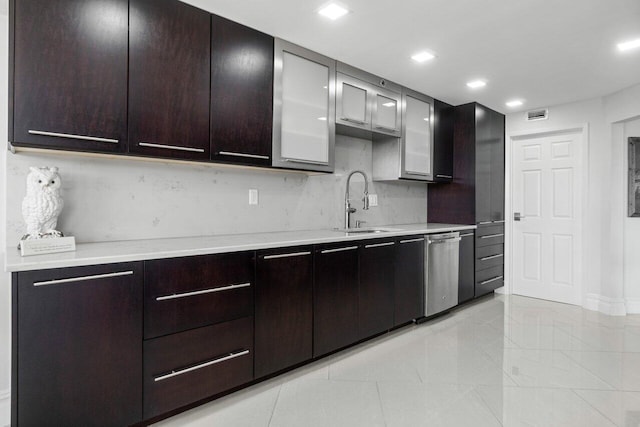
xmin=512 ymin=130 xmax=583 ymax=305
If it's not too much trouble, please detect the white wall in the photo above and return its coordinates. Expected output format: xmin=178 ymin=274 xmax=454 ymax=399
xmin=506 ymin=83 xmax=640 ymax=314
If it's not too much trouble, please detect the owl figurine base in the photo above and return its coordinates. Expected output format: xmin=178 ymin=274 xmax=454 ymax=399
xmin=18 ymin=166 xmax=76 ymax=256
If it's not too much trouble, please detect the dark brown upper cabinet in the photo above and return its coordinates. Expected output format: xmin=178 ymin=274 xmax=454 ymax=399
xmin=428 ymin=102 xmax=505 ymax=224
xmin=11 ymin=0 xmax=129 ymax=153
xmin=433 ymin=99 xmax=454 ymax=182
xmin=210 ymin=15 xmax=274 ymax=166
xmin=128 ymin=0 xmax=211 ymax=160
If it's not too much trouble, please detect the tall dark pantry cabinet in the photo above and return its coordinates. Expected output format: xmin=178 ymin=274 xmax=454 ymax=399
xmin=428 ymin=102 xmax=505 ymax=298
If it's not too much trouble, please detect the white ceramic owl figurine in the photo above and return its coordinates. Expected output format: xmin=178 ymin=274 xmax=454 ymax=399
xmin=21 ymin=166 xmax=64 ymax=240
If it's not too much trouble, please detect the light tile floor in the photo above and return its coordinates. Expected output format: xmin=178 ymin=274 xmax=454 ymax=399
xmin=154 ymin=295 xmax=640 ymax=427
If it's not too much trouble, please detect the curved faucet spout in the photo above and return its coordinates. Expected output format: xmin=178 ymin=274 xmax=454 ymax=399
xmin=345 ymin=170 xmax=370 ymax=229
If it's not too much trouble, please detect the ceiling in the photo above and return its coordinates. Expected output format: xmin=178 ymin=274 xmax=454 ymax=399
xmin=182 ymin=0 xmax=640 ymax=114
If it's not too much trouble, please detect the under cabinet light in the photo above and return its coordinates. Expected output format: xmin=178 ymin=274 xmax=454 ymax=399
xmin=318 ymin=3 xmax=349 ymax=20
xmin=466 ymin=80 xmax=486 ymax=89
xmin=617 ymin=38 xmax=640 ymax=52
xmin=411 ymin=51 xmax=435 ymax=63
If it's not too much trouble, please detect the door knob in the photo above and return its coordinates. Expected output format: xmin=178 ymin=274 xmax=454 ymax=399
xmin=514 ymin=212 xmax=524 ymax=221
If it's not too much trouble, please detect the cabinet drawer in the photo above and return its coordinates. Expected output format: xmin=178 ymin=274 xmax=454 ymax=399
xmin=475 ymin=244 xmax=504 ymax=270
xmin=144 ymin=252 xmax=254 ymax=339
xmin=475 ymin=265 xmax=504 ymax=297
xmin=475 ymin=224 xmax=504 ymax=247
xmin=143 ymin=316 xmax=253 ymax=419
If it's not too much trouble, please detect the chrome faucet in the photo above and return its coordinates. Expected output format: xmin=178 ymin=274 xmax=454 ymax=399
xmin=345 ymin=170 xmax=370 ymax=229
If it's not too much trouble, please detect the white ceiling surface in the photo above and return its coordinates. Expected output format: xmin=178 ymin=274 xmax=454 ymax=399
xmin=184 ymin=0 xmax=640 ymax=114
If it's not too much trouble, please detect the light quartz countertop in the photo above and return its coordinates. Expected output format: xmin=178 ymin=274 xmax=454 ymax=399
xmin=5 ymin=223 xmax=475 ymax=272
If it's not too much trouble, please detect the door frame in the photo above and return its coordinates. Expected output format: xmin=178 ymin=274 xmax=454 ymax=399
xmin=505 ymin=124 xmax=589 ymax=305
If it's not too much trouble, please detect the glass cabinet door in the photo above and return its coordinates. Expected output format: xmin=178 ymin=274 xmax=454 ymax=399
xmin=273 ymin=39 xmax=335 ymax=173
xmin=372 ymin=88 xmax=401 ymax=137
xmin=401 ymin=92 xmax=434 ymax=180
xmin=336 ymin=73 xmax=370 ymax=130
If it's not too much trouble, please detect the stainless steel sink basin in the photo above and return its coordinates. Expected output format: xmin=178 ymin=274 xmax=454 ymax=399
xmin=336 ymin=227 xmax=401 ymax=234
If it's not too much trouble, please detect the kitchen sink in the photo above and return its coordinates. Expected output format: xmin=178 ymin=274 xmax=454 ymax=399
xmin=336 ymin=227 xmax=402 ymax=234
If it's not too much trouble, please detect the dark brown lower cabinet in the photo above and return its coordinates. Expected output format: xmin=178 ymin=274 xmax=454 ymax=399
xmin=143 ymin=317 xmax=254 ymax=419
xmin=359 ymin=239 xmax=396 ymax=339
xmin=458 ymin=231 xmax=475 ymax=303
xmin=13 ymin=262 xmax=143 ymax=427
xmin=394 ymin=236 xmax=424 ymax=326
xmin=255 ymin=247 xmax=313 ymax=378
xmin=313 ymin=242 xmax=359 ymax=357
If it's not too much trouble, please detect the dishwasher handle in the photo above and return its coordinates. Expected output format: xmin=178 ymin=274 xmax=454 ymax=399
xmin=428 ymin=237 xmax=461 ymax=244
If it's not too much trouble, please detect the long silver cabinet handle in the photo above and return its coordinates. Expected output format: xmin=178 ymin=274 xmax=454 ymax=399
xmin=480 ymin=254 xmax=504 ymax=261
xmin=460 ymin=233 xmax=475 ymax=237
xmin=365 ymin=242 xmax=395 ymax=249
xmin=320 ymin=246 xmax=358 ymax=254
xmin=480 ymin=275 xmax=504 ymax=285
xmin=281 ymin=158 xmax=329 ymax=166
xmin=480 ymin=233 xmax=505 ymax=239
xmin=263 ymin=251 xmax=311 ymax=260
xmin=436 ymin=174 xmax=453 ymax=179
xmin=28 ymin=130 xmax=118 ymax=144
xmin=374 ymin=125 xmax=398 ymax=133
xmin=400 ymin=238 xmax=425 ymax=244
xmin=492 ymin=220 xmax=506 ymax=224
xmin=429 ymin=237 xmax=462 ymax=245
xmin=138 ymin=142 xmax=205 ymax=153
xmin=154 ymin=349 xmax=250 ymax=382
xmin=218 ymin=151 xmax=269 ymax=160
xmin=156 ymin=282 xmax=251 ymax=301
xmin=340 ymin=117 xmax=367 ymax=125
xmin=33 ymin=271 xmax=134 ymax=287
xmin=478 ymin=221 xmax=493 ymax=225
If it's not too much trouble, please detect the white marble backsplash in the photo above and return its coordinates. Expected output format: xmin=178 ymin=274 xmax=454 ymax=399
xmin=5 ymin=135 xmax=428 ymax=244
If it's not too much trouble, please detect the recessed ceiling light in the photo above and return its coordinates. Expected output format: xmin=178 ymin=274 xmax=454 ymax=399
xmin=411 ymin=51 xmax=435 ymax=63
xmin=506 ymin=100 xmax=524 ymax=108
xmin=423 ymin=117 xmax=430 ymax=122
xmin=317 ymin=117 xmax=327 ymax=121
xmin=617 ymin=38 xmax=640 ymax=52
xmin=318 ymin=3 xmax=349 ymax=20
xmin=382 ymin=102 xmax=395 ymax=107
xmin=466 ymin=80 xmax=486 ymax=89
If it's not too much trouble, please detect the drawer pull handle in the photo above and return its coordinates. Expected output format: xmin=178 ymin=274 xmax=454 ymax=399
xmin=154 ymin=349 xmax=250 ymax=382
xmin=480 ymin=233 xmax=504 ymax=239
xmin=263 ymin=251 xmax=311 ymax=260
xmin=320 ymin=246 xmax=358 ymax=254
xmin=365 ymin=242 xmax=395 ymax=249
xmin=493 ymin=220 xmax=506 ymax=224
xmin=436 ymin=174 xmax=453 ymax=179
xmin=480 ymin=254 xmax=504 ymax=261
xmin=460 ymin=233 xmax=475 ymax=237
xmin=156 ymin=282 xmax=251 ymax=301
xmin=480 ymin=275 xmax=504 ymax=285
xmin=28 ymin=130 xmax=118 ymax=144
xmin=340 ymin=117 xmax=367 ymax=125
xmin=138 ymin=142 xmax=205 ymax=153
xmin=218 ymin=151 xmax=269 ymax=160
xmin=33 ymin=271 xmax=134 ymax=287
xmin=478 ymin=221 xmax=493 ymax=225
xmin=400 ymin=238 xmax=424 ymax=244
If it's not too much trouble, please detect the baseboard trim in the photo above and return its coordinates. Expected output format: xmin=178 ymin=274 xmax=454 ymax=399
xmin=626 ymin=298 xmax=640 ymax=314
xmin=584 ymin=293 xmax=627 ymax=316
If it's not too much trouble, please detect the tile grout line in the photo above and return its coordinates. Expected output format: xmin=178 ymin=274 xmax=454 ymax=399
xmin=266 ymin=385 xmax=283 ymax=427
xmin=375 ymin=382 xmax=388 ymax=427
xmin=570 ymin=388 xmax=620 ymax=427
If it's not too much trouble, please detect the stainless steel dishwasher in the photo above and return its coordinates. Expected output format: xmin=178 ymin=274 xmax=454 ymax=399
xmin=425 ymin=232 xmax=461 ymax=316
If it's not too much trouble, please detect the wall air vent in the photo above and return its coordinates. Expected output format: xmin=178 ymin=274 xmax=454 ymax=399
xmin=526 ymin=109 xmax=548 ymax=121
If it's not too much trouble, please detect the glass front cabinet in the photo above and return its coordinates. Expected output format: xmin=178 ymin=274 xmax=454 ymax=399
xmin=272 ymin=39 xmax=336 ymax=173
